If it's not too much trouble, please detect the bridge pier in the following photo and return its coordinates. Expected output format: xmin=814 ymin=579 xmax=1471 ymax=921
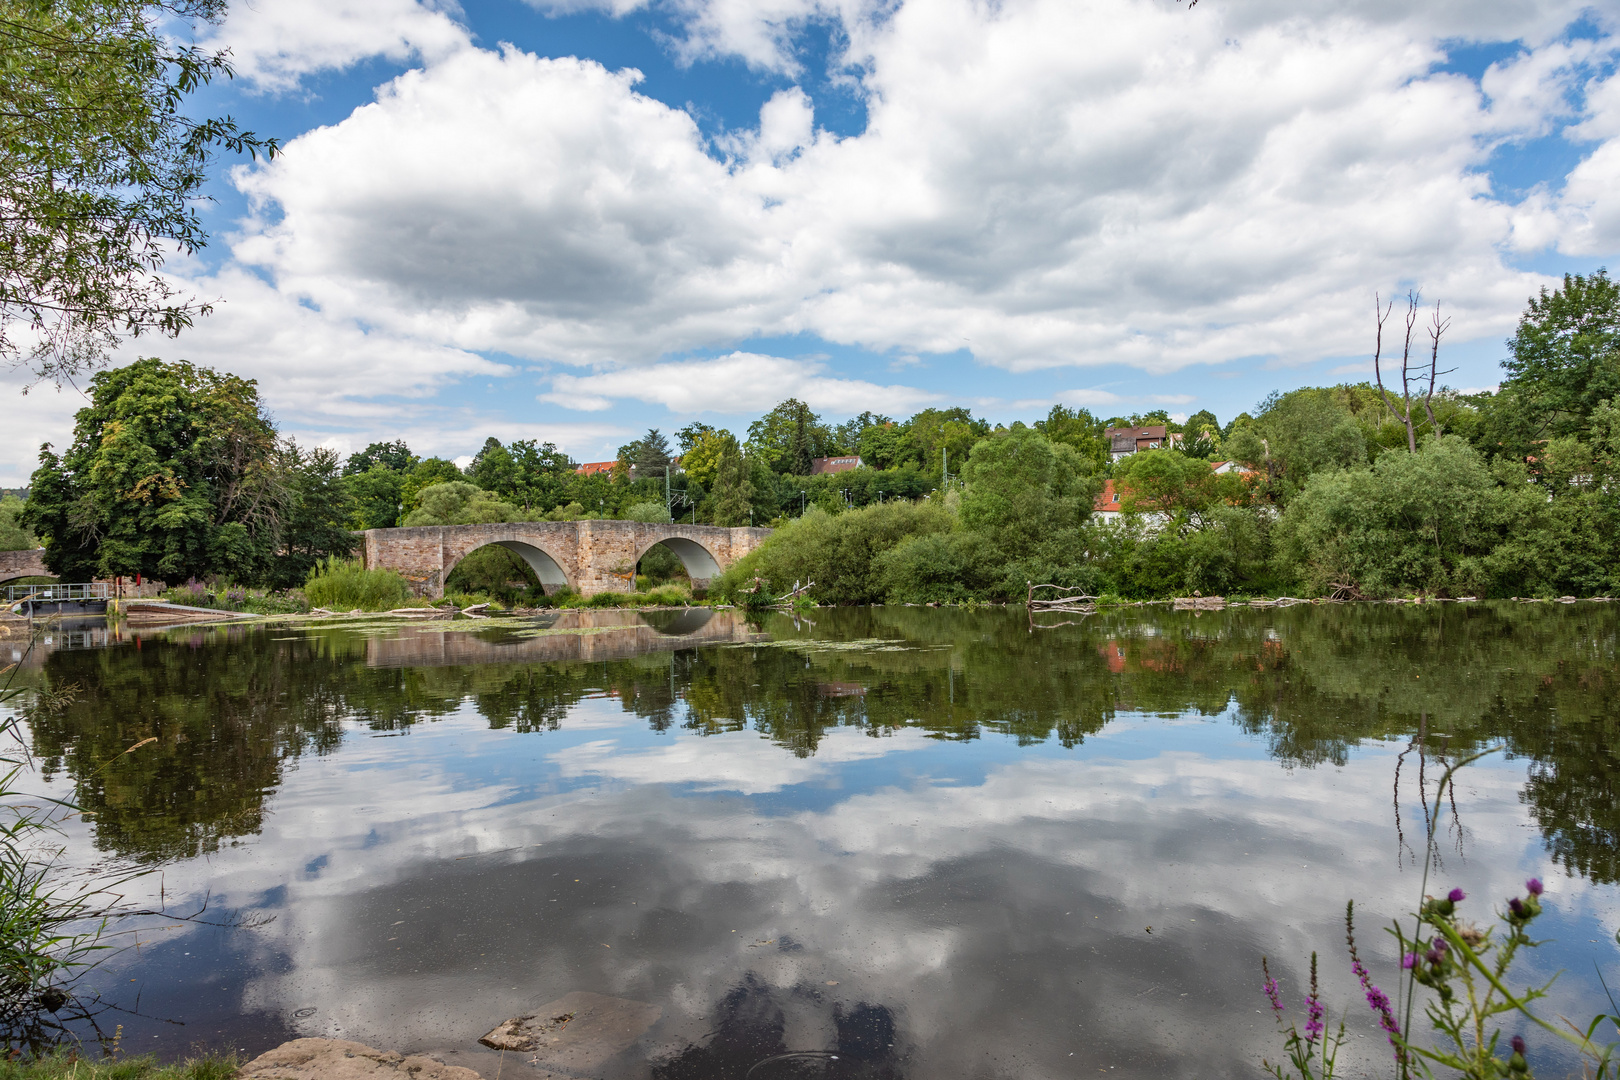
xmin=362 ymin=521 xmax=771 ymax=599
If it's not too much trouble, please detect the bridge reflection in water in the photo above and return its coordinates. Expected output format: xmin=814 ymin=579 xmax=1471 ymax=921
xmin=361 ymin=608 xmax=765 ymax=669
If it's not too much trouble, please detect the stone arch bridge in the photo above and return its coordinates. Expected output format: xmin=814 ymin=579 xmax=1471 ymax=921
xmin=0 ymin=549 xmax=49 ymax=583
xmin=362 ymin=521 xmax=771 ymax=598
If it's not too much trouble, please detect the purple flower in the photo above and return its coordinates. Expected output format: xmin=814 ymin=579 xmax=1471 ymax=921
xmin=1511 ymin=1035 xmax=1526 ymax=1054
xmin=1401 ymin=952 xmax=1418 ymax=969
xmin=1305 ymin=995 xmax=1325 ymax=1043
xmin=1526 ymin=878 xmax=1544 ymax=896
xmin=1263 ymin=976 xmax=1283 ymax=1015
xmin=1448 ymin=888 xmax=1466 ymax=903
xmin=1353 ymin=959 xmax=1402 ymax=1045
xmin=1509 ymin=897 xmax=1527 ymax=918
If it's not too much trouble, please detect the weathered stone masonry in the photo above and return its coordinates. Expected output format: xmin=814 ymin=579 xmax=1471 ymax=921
xmin=361 ymin=521 xmax=771 ymax=598
xmin=0 ymin=549 xmax=49 ymax=583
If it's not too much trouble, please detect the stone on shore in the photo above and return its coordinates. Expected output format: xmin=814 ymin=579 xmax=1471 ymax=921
xmin=241 ymin=1039 xmax=483 ymax=1080
xmin=479 ymin=991 xmax=662 ymax=1075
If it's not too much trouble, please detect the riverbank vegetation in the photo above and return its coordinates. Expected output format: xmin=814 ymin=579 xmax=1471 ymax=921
xmin=0 ymin=1052 xmax=236 ymax=1080
xmin=16 ymin=272 xmax=1620 ymax=600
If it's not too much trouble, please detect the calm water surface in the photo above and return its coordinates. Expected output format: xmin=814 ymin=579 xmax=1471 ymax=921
xmin=8 ymin=604 xmax=1620 ymax=1079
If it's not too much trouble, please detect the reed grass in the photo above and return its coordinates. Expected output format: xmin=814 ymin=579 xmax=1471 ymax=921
xmin=303 ymin=558 xmax=412 ymax=612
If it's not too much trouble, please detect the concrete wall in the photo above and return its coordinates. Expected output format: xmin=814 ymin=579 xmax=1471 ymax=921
xmin=362 ymin=521 xmax=772 ymax=598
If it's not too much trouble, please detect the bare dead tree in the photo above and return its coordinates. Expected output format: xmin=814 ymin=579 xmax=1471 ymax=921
xmin=1373 ymin=290 xmax=1454 ymax=452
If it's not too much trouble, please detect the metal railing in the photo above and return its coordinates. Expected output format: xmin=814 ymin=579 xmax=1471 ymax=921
xmin=3 ymin=582 xmax=110 ymax=603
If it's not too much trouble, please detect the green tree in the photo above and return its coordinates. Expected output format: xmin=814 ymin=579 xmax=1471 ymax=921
xmin=710 ymin=435 xmax=753 ymax=526
xmin=959 ymin=428 xmax=1097 ymax=559
xmin=747 ymin=399 xmax=832 ymax=474
xmin=398 ymin=458 xmax=465 ymax=521
xmin=907 ymin=407 xmax=988 ymax=476
xmin=343 ymin=465 xmax=405 ymax=531
xmin=344 ymin=440 xmax=415 ymax=475
xmin=858 ymin=421 xmax=911 ymax=470
xmin=682 ymin=429 xmax=732 ymax=488
xmin=1113 ymin=449 xmax=1247 ymax=528
xmin=1 ymin=0 xmax=278 ymax=380
xmin=715 ymin=501 xmax=957 ymax=605
xmin=270 ymin=443 xmax=355 ymax=589
xmin=0 ymin=494 xmax=36 ymax=550
xmin=401 ymin=482 xmax=519 ymax=526
xmin=831 ymin=411 xmax=891 ymax=456
xmin=1274 ymin=435 xmax=1541 ymax=598
xmin=1501 ymin=270 xmax=1620 ymax=442
xmin=635 ymin=429 xmax=673 ymax=472
xmin=22 ymin=356 xmax=285 ymax=582
xmin=675 ymin=422 xmax=715 ymax=453
xmin=1034 ymin=405 xmax=1110 ymax=472
xmin=466 ymin=437 xmax=518 ymax=497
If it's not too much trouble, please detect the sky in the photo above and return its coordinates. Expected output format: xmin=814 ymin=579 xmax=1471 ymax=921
xmin=5 ymin=0 xmax=1620 ymax=482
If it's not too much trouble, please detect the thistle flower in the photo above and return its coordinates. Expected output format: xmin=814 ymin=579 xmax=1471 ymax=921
xmin=1401 ymin=952 xmax=1418 ymax=969
xmin=1511 ymin=1035 xmax=1525 ymax=1054
xmin=1508 ymin=897 xmax=1527 ymax=918
xmin=1525 ymin=878 xmax=1543 ymax=896
xmin=1448 ymin=888 xmax=1466 ymax=903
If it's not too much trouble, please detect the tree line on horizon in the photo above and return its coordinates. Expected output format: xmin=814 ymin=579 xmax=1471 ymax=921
xmin=8 ymin=270 xmax=1620 ymax=601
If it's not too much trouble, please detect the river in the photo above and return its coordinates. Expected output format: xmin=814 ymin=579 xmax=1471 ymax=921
xmin=5 ymin=603 xmax=1619 ymax=1079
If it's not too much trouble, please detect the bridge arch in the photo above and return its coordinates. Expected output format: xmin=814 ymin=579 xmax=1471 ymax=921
xmin=444 ymin=539 xmax=575 ymax=595
xmin=635 ymin=535 xmax=724 ymax=586
xmin=0 ymin=549 xmax=51 ymax=584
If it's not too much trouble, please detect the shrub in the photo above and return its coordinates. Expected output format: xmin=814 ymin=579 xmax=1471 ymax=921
xmin=625 ymin=500 xmax=672 ymax=523
xmin=1274 ymin=436 xmax=1540 ymax=598
xmin=557 ymin=584 xmax=692 ymax=608
xmin=402 ymin=482 xmax=519 ymax=526
xmin=303 ymin=557 xmax=412 ymax=611
xmin=712 ymin=501 xmax=955 ymax=605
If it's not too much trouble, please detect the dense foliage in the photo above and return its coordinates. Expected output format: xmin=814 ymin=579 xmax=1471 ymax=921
xmin=22 ymin=357 xmax=353 ymax=585
xmin=12 ymin=273 xmax=1620 ymax=599
xmin=0 ymin=0 xmax=276 ymax=380
xmin=0 ymin=495 xmax=35 ymax=550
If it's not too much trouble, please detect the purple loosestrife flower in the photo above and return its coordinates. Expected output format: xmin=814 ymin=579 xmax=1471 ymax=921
xmin=1448 ymin=888 xmax=1466 ymax=903
xmin=1353 ymin=960 xmax=1402 ymax=1046
xmin=1304 ymin=995 xmax=1325 ymax=1043
xmin=1526 ymin=878 xmax=1543 ymax=896
xmin=1261 ymin=957 xmax=1284 ymax=1016
xmin=1347 ymin=901 xmax=1405 ymax=1065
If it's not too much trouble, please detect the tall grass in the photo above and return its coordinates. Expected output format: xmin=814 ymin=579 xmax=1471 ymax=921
xmin=303 ymin=557 xmax=412 ymax=612
xmin=0 ymin=1051 xmax=238 ymax=1080
xmin=1 ymin=640 xmax=107 ymax=1043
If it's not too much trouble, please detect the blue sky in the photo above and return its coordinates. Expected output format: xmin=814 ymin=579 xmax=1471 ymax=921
xmin=6 ymin=0 xmax=1620 ymax=480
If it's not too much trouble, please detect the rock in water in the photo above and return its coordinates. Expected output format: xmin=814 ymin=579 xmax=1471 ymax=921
xmin=479 ymin=991 xmax=662 ymax=1075
xmin=241 ymin=1039 xmax=483 ymax=1080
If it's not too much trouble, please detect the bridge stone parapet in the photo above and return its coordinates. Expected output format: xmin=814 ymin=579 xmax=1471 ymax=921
xmin=361 ymin=521 xmax=771 ymax=598
xmin=0 ymin=549 xmax=49 ymax=583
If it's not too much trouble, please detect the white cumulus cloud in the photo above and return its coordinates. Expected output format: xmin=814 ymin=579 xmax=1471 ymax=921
xmin=224 ymin=0 xmax=1620 ymax=385
xmin=539 ymin=352 xmax=940 ymax=414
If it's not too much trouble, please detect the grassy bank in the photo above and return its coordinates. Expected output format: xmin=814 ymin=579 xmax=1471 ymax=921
xmin=0 ymin=1053 xmax=236 ymax=1080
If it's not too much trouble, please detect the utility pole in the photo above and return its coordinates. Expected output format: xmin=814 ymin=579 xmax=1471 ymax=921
xmin=665 ymin=464 xmax=671 ymax=518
